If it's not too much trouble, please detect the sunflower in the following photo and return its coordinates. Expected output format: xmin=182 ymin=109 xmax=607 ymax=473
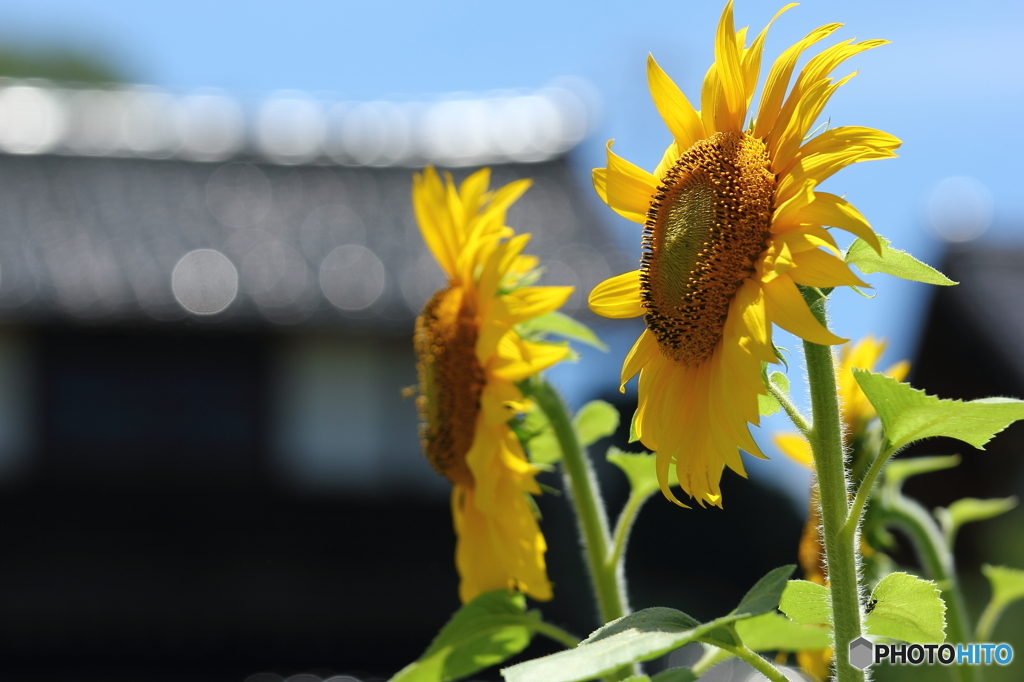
xmin=774 ymin=336 xmax=908 ymax=681
xmin=588 ymin=0 xmax=900 ymax=507
xmin=412 ymin=166 xmax=573 ymax=603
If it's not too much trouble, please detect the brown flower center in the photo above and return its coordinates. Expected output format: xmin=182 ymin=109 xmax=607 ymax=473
xmin=414 ymin=286 xmax=485 ymax=488
xmin=640 ymin=131 xmax=775 ymax=364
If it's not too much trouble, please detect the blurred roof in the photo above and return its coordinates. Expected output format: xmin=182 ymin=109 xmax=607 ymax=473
xmin=0 ymin=80 xmax=629 ymax=329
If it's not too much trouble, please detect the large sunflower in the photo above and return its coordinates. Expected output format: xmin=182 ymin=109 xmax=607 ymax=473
xmin=412 ymin=166 xmax=573 ymax=603
xmin=588 ymin=1 xmax=900 ymax=507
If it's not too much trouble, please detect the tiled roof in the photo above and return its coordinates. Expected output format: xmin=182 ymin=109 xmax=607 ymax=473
xmin=0 ymin=154 xmax=630 ymax=327
xmin=0 ymin=80 xmax=629 ymax=328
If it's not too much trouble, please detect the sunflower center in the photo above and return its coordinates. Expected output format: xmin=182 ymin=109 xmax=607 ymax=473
xmin=414 ymin=286 xmax=485 ymax=488
xmin=640 ymin=131 xmax=775 ymax=364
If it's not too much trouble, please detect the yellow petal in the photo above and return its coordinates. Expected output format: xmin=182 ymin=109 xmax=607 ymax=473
xmin=754 ymin=22 xmax=841 ymax=138
xmin=647 ymin=54 xmax=705 ymax=151
xmin=771 ymin=76 xmax=846 ymax=171
xmin=476 ymin=233 xmax=530 ymax=303
xmin=589 ymin=270 xmax=645 ymax=319
xmin=713 ymin=0 xmax=746 ymax=132
xmin=486 ymin=177 xmax=532 ymax=218
xmin=700 ymin=61 xmax=721 ymax=136
xmin=458 ymin=167 xmax=491 ymax=220
xmin=793 ymin=192 xmax=882 ymax=255
xmin=763 ymin=274 xmax=847 ymax=346
xmin=789 ymin=248 xmax=869 ymax=288
xmin=734 ymin=278 xmax=771 ymax=359
xmin=777 ymin=146 xmax=897 ymax=203
xmin=774 ymin=228 xmax=840 ymax=256
xmin=772 ymin=38 xmax=888 ymax=154
xmin=650 ymin=143 xmax=680 ymax=182
xmin=796 ymin=39 xmax=890 ymax=94
xmin=452 ymin=480 xmax=552 ymax=604
xmin=452 ymin=485 xmax=507 ymax=603
xmin=620 ymin=328 xmax=659 ymax=391
xmin=599 ymin=141 xmax=658 ymax=224
xmin=480 ymin=377 xmax=526 ymax=426
xmin=798 ymin=126 xmax=901 ymax=161
xmin=413 ymin=167 xmax=459 ymax=279
xmin=740 ymin=4 xmax=797 ymax=106
xmin=491 ymin=333 xmax=569 ymax=382
xmin=885 ymin=360 xmax=910 ymax=383
xmin=504 ymin=286 xmax=574 ymax=320
xmin=774 ymin=432 xmax=814 ymax=468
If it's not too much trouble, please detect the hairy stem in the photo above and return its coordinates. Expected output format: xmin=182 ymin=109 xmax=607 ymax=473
xmin=878 ymin=489 xmax=979 ymax=682
xmin=705 ymin=641 xmax=791 ymax=682
xmin=801 ymin=290 xmax=864 ymax=682
xmin=530 ymin=619 xmax=581 ymax=650
xmin=528 ymin=377 xmax=634 ymax=679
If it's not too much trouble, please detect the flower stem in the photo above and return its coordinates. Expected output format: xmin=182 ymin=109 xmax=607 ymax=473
xmin=608 ymin=488 xmax=651 ymax=577
xmin=768 ymin=377 xmax=812 ymax=437
xmin=878 ymin=489 xmax=980 ymax=682
xmin=800 ymin=290 xmax=864 ymax=682
xmin=530 ymin=619 xmax=581 ymax=650
xmin=692 ymin=644 xmax=733 ymax=676
xmin=843 ymin=445 xmax=896 ymax=542
xmin=528 ymin=378 xmax=630 ymax=622
xmin=705 ymin=640 xmax=791 ymax=682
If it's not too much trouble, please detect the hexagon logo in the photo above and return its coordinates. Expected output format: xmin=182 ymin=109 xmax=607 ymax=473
xmin=849 ymin=636 xmax=874 ymax=670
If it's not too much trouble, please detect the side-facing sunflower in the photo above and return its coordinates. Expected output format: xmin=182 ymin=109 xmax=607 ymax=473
xmin=412 ymin=166 xmax=573 ymax=603
xmin=588 ymin=0 xmax=900 ymax=507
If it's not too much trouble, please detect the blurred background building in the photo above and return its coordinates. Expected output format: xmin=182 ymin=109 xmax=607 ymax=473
xmin=0 ymin=2 xmax=1022 ymax=681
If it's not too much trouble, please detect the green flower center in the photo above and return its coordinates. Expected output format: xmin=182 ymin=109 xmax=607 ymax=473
xmin=641 ymin=131 xmax=776 ymax=364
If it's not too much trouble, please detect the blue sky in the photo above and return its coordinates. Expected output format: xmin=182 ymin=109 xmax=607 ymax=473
xmin=2 ymin=0 xmax=1022 ymax=501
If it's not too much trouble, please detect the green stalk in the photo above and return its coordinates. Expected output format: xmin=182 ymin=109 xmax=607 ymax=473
xmin=800 ymin=289 xmax=864 ymax=682
xmin=844 ymin=445 xmax=896 ymax=542
xmin=608 ymin=487 xmax=652 ymax=577
xmin=878 ymin=489 xmax=979 ymax=682
xmin=691 ymin=644 xmax=733 ymax=676
xmin=530 ymin=619 xmax=582 ymax=650
xmin=706 ymin=641 xmax=791 ymax=682
xmin=528 ymin=377 xmax=634 ymax=679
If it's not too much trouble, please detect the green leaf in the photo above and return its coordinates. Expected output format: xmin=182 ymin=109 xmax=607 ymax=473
xmin=501 ymin=608 xmax=698 ymax=682
xmin=779 ymin=580 xmax=832 ymax=626
xmin=392 ymin=590 xmax=540 ymax=682
xmin=846 ymin=235 xmax=957 ymax=286
xmin=574 ymin=400 xmax=620 ymax=447
xmin=652 ymin=669 xmax=698 ymax=682
xmin=936 ymin=497 xmax=1018 ymax=546
xmin=628 ymin=408 xmax=641 ymax=443
xmin=983 ymin=564 xmax=1024 ymax=609
xmin=519 ymin=408 xmax=561 ymax=465
xmin=866 ymin=572 xmax=946 ymax=644
xmin=607 ymin=447 xmax=660 ymax=499
xmin=759 ymin=370 xmax=791 ymax=417
xmin=758 ymin=392 xmax=781 ymax=417
xmin=734 ymin=612 xmax=832 ymax=652
xmin=502 ymin=566 xmax=794 ymax=682
xmin=854 ymin=370 xmax=1024 ymax=452
xmin=978 ymin=565 xmax=1024 ymax=639
xmin=516 ymin=311 xmax=609 ymax=351
xmin=733 ymin=564 xmax=797 ymax=617
xmin=884 ymin=455 xmax=961 ymax=488
xmin=759 ymin=364 xmax=780 ymax=416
